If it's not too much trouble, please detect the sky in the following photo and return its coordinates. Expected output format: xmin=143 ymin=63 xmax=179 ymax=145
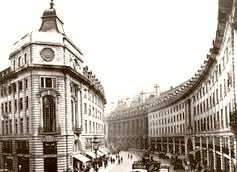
xmin=0 ymin=0 xmax=218 ymax=111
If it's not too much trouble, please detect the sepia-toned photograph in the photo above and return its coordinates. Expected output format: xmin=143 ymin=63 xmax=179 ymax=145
xmin=0 ymin=0 xmax=235 ymax=171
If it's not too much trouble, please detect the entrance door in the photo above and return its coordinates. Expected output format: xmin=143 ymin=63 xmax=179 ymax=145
xmin=44 ymin=157 xmax=57 ymax=172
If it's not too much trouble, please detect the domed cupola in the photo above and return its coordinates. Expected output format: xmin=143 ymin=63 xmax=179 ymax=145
xmin=39 ymin=0 xmax=65 ymax=35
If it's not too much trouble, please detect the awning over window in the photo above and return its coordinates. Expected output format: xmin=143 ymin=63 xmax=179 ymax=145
xmin=189 ymin=148 xmax=200 ymax=155
xmin=73 ymin=154 xmax=90 ymax=163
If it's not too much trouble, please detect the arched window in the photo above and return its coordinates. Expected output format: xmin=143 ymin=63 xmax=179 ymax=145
xmin=43 ymin=95 xmax=56 ymax=132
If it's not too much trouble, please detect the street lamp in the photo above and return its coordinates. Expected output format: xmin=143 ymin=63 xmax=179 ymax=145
xmin=92 ymin=136 xmax=100 ymax=172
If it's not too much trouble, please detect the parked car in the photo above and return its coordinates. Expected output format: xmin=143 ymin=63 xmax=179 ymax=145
xmin=158 ymin=152 xmax=166 ymax=159
xmin=130 ymin=169 xmax=147 ymax=172
xmin=173 ymin=159 xmax=184 ymax=170
xmin=159 ymin=163 xmax=170 ymax=172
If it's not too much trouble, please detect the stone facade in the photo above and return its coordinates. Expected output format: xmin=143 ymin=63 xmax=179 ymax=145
xmin=0 ymin=2 xmax=106 ymax=172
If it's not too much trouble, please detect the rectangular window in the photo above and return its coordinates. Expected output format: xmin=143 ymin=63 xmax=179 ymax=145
xmin=2 ymin=121 xmax=4 ymax=134
xmin=15 ymin=119 xmax=18 ymax=134
xmin=40 ymin=77 xmax=56 ymax=88
xmin=8 ymin=86 xmax=12 ymax=94
xmin=9 ymin=101 xmax=11 ymax=113
xmin=26 ymin=117 xmax=29 ymax=133
xmin=43 ymin=142 xmax=57 ymax=154
xmin=14 ymin=100 xmax=17 ymax=112
xmin=25 ymin=96 xmax=28 ymax=109
xmin=84 ymin=103 xmax=87 ymax=114
xmin=19 ymin=98 xmax=23 ymax=111
xmin=5 ymin=102 xmax=8 ymax=113
xmin=6 ymin=121 xmax=8 ymax=134
xmin=220 ymin=84 xmax=222 ymax=99
xmin=12 ymin=83 xmax=16 ymax=93
xmin=89 ymin=121 xmax=91 ymax=133
xmin=20 ymin=118 xmax=23 ymax=133
xmin=19 ymin=81 xmax=23 ymax=91
xmin=16 ymin=141 xmax=29 ymax=154
xmin=24 ymin=79 xmax=28 ymax=89
xmin=85 ymin=120 xmax=87 ymax=133
xmin=9 ymin=120 xmax=12 ymax=134
xmin=1 ymin=103 xmax=3 ymax=114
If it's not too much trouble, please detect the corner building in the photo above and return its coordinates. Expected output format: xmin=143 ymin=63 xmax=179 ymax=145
xmin=149 ymin=0 xmax=237 ymax=171
xmin=0 ymin=2 xmax=106 ymax=172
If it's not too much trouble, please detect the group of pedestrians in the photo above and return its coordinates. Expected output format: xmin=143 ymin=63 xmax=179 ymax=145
xmin=127 ymin=153 xmax=133 ymax=160
xmin=109 ymin=153 xmax=123 ymax=165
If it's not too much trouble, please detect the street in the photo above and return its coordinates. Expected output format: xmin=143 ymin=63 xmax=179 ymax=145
xmin=97 ymin=150 xmax=185 ymax=172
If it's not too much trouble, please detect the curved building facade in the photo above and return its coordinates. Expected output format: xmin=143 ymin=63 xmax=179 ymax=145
xmin=0 ymin=2 xmax=106 ymax=172
xmin=149 ymin=0 xmax=237 ymax=171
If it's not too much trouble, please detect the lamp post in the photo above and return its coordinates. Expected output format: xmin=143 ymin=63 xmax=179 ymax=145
xmin=92 ymin=136 xmax=100 ymax=172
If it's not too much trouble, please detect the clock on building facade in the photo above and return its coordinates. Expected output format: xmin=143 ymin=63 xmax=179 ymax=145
xmin=40 ymin=47 xmax=55 ymax=61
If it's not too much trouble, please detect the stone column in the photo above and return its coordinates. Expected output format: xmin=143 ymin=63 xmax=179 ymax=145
xmin=213 ymin=137 xmax=216 ymax=171
xmin=220 ymin=136 xmax=224 ymax=171
xmin=207 ymin=137 xmax=210 ymax=169
xmin=200 ymin=137 xmax=203 ymax=165
xmin=228 ymin=136 xmax=232 ymax=172
xmin=234 ymin=138 xmax=237 ymax=172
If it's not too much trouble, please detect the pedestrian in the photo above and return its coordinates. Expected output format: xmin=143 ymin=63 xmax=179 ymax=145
xmin=128 ymin=153 xmax=129 ymax=159
xmin=104 ymin=161 xmax=107 ymax=168
xmin=121 ymin=157 xmax=123 ymax=163
xmin=131 ymin=155 xmax=133 ymax=159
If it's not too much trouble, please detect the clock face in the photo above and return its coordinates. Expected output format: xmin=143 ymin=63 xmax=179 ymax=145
xmin=40 ymin=48 xmax=55 ymax=61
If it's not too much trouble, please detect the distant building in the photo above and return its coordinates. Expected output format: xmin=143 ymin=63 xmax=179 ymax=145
xmin=0 ymin=2 xmax=106 ymax=172
xmin=106 ymin=86 xmax=161 ymax=151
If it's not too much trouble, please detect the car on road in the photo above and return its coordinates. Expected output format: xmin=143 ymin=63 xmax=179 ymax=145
xmin=130 ymin=169 xmax=148 ymax=172
xmin=173 ymin=159 xmax=184 ymax=170
xmin=159 ymin=163 xmax=170 ymax=172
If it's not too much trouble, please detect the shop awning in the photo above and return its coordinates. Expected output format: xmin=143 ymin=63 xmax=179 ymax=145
xmin=189 ymin=148 xmax=200 ymax=155
xmin=99 ymin=148 xmax=108 ymax=155
xmin=85 ymin=151 xmax=102 ymax=159
xmin=96 ymin=150 xmax=104 ymax=156
xmin=103 ymin=147 xmax=110 ymax=153
xmin=73 ymin=154 xmax=90 ymax=163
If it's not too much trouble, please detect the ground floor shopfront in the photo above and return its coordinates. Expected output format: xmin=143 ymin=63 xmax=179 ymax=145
xmin=150 ymin=134 xmax=237 ymax=171
xmin=108 ymin=135 xmax=149 ymax=151
xmin=0 ymin=134 xmax=109 ymax=172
